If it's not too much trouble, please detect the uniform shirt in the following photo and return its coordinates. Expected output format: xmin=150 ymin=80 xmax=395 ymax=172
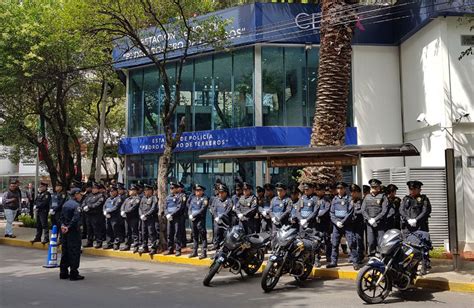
xmin=103 ymin=196 xmax=123 ymax=217
xmin=139 ymin=195 xmax=158 ymax=218
xmin=361 ymin=193 xmax=388 ymax=223
xmin=387 ymin=196 xmax=401 ymax=220
xmin=51 ymin=192 xmax=67 ymax=214
xmin=269 ymin=195 xmax=292 ymax=224
xmin=60 ymin=199 xmax=81 ymax=232
xmin=236 ymin=194 xmax=258 ymax=219
xmin=34 ymin=190 xmax=51 ymax=212
xmin=330 ymin=194 xmax=353 ymax=225
xmin=231 ymin=194 xmax=241 ymax=211
xmin=164 ymin=193 xmax=186 ymax=218
xmin=258 ymin=195 xmax=273 ymax=218
xmin=296 ymin=194 xmax=319 ymax=222
xmin=211 ymin=197 xmax=232 ymax=218
xmin=400 ymin=194 xmax=431 ymax=230
xmin=351 ymin=197 xmax=364 ymax=225
xmin=187 ymin=194 xmax=209 ymax=220
xmin=316 ymin=195 xmax=332 ymax=224
xmin=121 ymin=195 xmax=141 ymax=217
xmin=83 ymin=192 xmax=106 ymax=214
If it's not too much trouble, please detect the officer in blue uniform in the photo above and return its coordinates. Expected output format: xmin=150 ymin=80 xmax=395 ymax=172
xmin=50 ymin=181 xmax=67 ymax=244
xmin=350 ymin=184 xmax=365 ymax=267
xmin=385 ymin=184 xmax=401 ymax=230
xmin=327 ymin=182 xmax=357 ymax=269
xmin=188 ymin=184 xmax=209 ymax=259
xmin=296 ymin=183 xmax=319 ymax=231
xmin=235 ymin=182 xmax=259 ymax=234
xmin=177 ymin=182 xmax=189 ymax=247
xmin=211 ymin=183 xmax=233 ymax=249
xmin=361 ymin=179 xmax=389 ymax=256
xmin=82 ymin=182 xmax=106 ymax=248
xmin=165 ymin=182 xmax=186 ymax=256
xmin=139 ymin=184 xmax=158 ymax=255
xmin=230 ymin=182 xmax=243 ymax=226
xmin=103 ymin=185 xmax=125 ymax=250
xmin=59 ymin=188 xmax=84 ymax=281
xmin=288 ymin=185 xmax=301 ymax=228
xmin=258 ymin=183 xmax=274 ymax=232
xmin=31 ymin=182 xmax=51 ymax=244
xmin=269 ymin=183 xmax=292 ymax=234
xmin=120 ymin=184 xmax=141 ymax=252
xmin=315 ymin=184 xmax=332 ymax=265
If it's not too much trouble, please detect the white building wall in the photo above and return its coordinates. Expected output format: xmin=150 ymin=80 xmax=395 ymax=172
xmin=352 ymin=45 xmax=404 ymax=185
xmin=0 ymin=146 xmax=17 ymax=175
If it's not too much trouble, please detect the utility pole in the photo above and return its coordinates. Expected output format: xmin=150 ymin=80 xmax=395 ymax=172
xmin=95 ymin=81 xmax=108 ymax=182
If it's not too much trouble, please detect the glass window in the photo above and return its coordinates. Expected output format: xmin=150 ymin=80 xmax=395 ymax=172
xmin=214 ymin=54 xmax=233 ymax=129
xmin=285 ymin=47 xmax=306 ymax=126
xmin=126 ymin=155 xmax=143 ymax=183
xmin=306 ymin=48 xmax=319 ymax=127
xmin=233 ymin=48 xmax=254 ymax=127
xmin=194 ymin=57 xmax=213 ymax=131
xmin=142 ymin=154 xmax=158 ymax=184
xmin=262 ymin=47 xmax=284 ymax=126
xmin=177 ymin=62 xmax=193 ymax=131
xmin=143 ymin=67 xmax=160 ymax=135
xmin=128 ymin=70 xmax=143 ymax=136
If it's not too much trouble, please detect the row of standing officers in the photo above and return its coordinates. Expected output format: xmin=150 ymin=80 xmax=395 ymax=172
xmin=34 ymin=177 xmax=432 ymax=271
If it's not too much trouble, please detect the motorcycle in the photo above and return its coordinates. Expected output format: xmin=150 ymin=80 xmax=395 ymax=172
xmin=203 ymin=224 xmax=270 ymax=286
xmin=356 ymin=229 xmax=432 ymax=304
xmin=261 ymin=225 xmax=322 ymax=292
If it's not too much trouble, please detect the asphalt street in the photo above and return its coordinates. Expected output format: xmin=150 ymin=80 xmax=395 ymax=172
xmin=1 ymin=246 xmax=474 ymax=308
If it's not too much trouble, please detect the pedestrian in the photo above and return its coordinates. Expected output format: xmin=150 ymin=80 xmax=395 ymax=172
xmin=269 ymin=183 xmax=292 ymax=234
xmin=31 ymin=182 xmax=51 ymax=244
xmin=211 ymin=183 xmax=233 ymax=250
xmin=165 ymin=182 xmax=186 ymax=256
xmin=235 ymin=182 xmax=259 ymax=234
xmin=120 ymin=184 xmax=141 ymax=252
xmin=103 ymin=185 xmax=125 ymax=250
xmin=59 ymin=188 xmax=84 ymax=281
xmin=82 ymin=182 xmax=106 ymax=249
xmin=139 ymin=184 xmax=159 ymax=255
xmin=361 ymin=179 xmax=389 ymax=256
xmin=350 ymin=184 xmax=365 ymax=268
xmin=50 ymin=181 xmax=67 ymax=244
xmin=386 ymin=184 xmax=401 ymax=230
xmin=188 ymin=184 xmax=209 ymax=259
xmin=327 ymin=182 xmax=357 ymax=270
xmin=3 ymin=180 xmax=21 ymax=238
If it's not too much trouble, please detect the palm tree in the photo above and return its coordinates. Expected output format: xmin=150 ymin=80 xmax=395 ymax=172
xmin=299 ymin=0 xmax=357 ymax=185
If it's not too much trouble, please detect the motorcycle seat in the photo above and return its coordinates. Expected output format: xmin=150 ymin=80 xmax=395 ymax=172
xmin=247 ymin=232 xmax=270 ymax=246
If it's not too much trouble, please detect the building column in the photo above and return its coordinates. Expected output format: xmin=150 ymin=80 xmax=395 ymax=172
xmin=254 ymin=45 xmax=264 ymax=186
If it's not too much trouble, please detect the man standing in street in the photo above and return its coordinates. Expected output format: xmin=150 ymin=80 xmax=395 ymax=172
xmin=188 ymin=184 xmax=209 ymax=259
xmin=103 ymin=185 xmax=125 ymax=250
xmin=386 ymin=184 xmax=401 ymax=230
xmin=211 ymin=183 xmax=232 ymax=250
xmin=31 ymin=182 xmax=51 ymax=244
xmin=60 ymin=188 xmax=84 ymax=281
xmin=165 ymin=182 xmax=186 ymax=256
xmin=236 ymin=183 xmax=259 ymax=234
xmin=50 ymin=181 xmax=67 ymax=244
xmin=139 ymin=184 xmax=158 ymax=255
xmin=120 ymin=184 xmax=141 ymax=252
xmin=4 ymin=180 xmax=20 ymax=238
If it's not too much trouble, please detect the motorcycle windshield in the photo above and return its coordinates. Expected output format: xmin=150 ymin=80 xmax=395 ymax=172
xmin=379 ymin=229 xmax=402 ymax=255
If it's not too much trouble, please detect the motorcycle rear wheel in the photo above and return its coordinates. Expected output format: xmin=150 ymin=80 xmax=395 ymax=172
xmin=356 ymin=265 xmax=392 ymax=304
xmin=243 ymin=249 xmax=265 ymax=276
xmin=203 ymin=261 xmax=222 ymax=287
xmin=295 ymin=258 xmax=314 ymax=282
xmin=261 ymin=260 xmax=281 ymax=293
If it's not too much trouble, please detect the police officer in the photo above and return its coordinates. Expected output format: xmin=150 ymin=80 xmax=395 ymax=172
xmin=59 ymin=188 xmax=84 ymax=281
xmin=297 ymin=183 xmax=319 ymax=231
xmin=117 ymin=183 xmax=127 ymax=203
xmin=269 ymin=183 xmax=292 ymax=233
xmin=139 ymin=184 xmax=158 ymax=255
xmin=211 ymin=183 xmax=233 ymax=250
xmin=327 ymin=182 xmax=357 ymax=269
xmin=259 ymin=183 xmax=274 ymax=232
xmin=80 ymin=181 xmax=92 ymax=240
xmin=386 ymin=184 xmax=401 ymax=230
xmin=188 ymin=184 xmax=209 ymax=259
xmin=177 ymin=182 xmax=189 ymax=246
xmin=361 ymin=179 xmax=389 ymax=256
xmin=82 ymin=182 xmax=106 ymax=249
xmin=235 ymin=182 xmax=259 ymax=234
xmin=50 ymin=181 xmax=67 ymax=243
xmin=363 ymin=185 xmax=370 ymax=199
xmin=316 ymin=184 xmax=332 ymax=266
xmin=103 ymin=185 xmax=125 ymax=250
xmin=165 ymin=182 xmax=186 ymax=256
xmin=120 ymin=184 xmax=141 ymax=252
xmin=31 ymin=182 xmax=51 ymax=244
xmin=255 ymin=186 xmax=264 ymax=232
xmin=288 ymin=185 xmax=301 ymax=228
xmin=400 ymin=180 xmax=432 ymax=273
xmin=350 ymin=184 xmax=365 ymax=268
xmin=230 ymin=182 xmax=244 ymax=226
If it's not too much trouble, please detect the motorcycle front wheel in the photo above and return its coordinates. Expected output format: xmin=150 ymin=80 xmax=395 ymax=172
xmin=295 ymin=255 xmax=314 ymax=282
xmin=243 ymin=248 xmax=265 ymax=276
xmin=356 ymin=265 xmax=392 ymax=304
xmin=203 ymin=261 xmax=222 ymax=287
xmin=261 ymin=260 xmax=282 ymax=293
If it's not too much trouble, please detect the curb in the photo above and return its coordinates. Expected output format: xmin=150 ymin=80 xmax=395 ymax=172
xmin=1 ymin=238 xmax=473 ymax=293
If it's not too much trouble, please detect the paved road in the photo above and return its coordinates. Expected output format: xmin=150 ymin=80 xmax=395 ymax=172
xmin=1 ymin=246 xmax=473 ymax=308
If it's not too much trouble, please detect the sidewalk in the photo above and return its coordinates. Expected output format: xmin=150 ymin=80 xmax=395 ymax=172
xmin=1 ymin=221 xmax=474 ymax=293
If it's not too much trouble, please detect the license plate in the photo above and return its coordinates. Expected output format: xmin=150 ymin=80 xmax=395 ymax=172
xmin=218 ymin=256 xmax=225 ymax=262
xmin=269 ymin=255 xmax=277 ymax=261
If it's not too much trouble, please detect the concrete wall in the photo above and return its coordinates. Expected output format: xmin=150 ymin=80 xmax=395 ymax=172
xmin=352 ymin=45 xmax=404 ymax=185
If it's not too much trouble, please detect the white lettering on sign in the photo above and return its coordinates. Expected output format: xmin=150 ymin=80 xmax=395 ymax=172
xmin=295 ymin=12 xmax=319 ymax=30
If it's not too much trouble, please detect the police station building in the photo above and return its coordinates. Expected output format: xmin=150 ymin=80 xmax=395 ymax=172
xmin=114 ymin=1 xmax=474 ymax=251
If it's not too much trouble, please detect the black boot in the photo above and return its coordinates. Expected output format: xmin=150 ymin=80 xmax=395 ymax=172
xmin=149 ymin=248 xmax=157 ymax=255
xmin=84 ymin=241 xmax=93 ymax=248
xmin=113 ymin=243 xmax=120 ymax=250
xmin=189 ymin=250 xmax=198 ymax=258
xmin=94 ymin=241 xmax=103 ymax=249
xmin=132 ymin=246 xmax=139 ymax=254
xmin=70 ymin=274 xmax=85 ymax=281
xmin=103 ymin=242 xmax=113 ymax=249
xmin=30 ymin=237 xmax=41 ymax=243
xmin=120 ymin=244 xmax=131 ymax=251
xmin=199 ymin=251 xmax=207 ymax=260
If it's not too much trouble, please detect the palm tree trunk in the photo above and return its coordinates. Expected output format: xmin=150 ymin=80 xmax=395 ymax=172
xmin=300 ymin=0 xmax=356 ymax=185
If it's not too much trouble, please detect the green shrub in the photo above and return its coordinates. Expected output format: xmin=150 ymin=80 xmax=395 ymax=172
xmin=18 ymin=214 xmax=36 ymax=228
xmin=430 ymin=246 xmax=448 ymax=259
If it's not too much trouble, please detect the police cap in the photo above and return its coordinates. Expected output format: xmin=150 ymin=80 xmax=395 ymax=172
xmin=302 ymin=183 xmax=314 ymax=190
xmin=234 ymin=182 xmax=243 ymax=190
xmin=256 ymin=186 xmax=264 ymax=193
xmin=407 ymin=180 xmax=423 ymax=189
xmin=143 ymin=184 xmax=154 ymax=190
xmin=110 ymin=185 xmax=118 ymax=191
xmin=129 ymin=184 xmax=138 ymax=191
xmin=217 ymin=183 xmax=229 ymax=193
xmin=369 ymin=179 xmax=382 ymax=187
xmin=39 ymin=181 xmax=48 ymax=187
xmin=170 ymin=182 xmax=180 ymax=189
xmin=336 ymin=182 xmax=348 ymax=188
xmin=117 ymin=182 xmax=125 ymax=190
xmin=194 ymin=183 xmax=206 ymax=191
xmin=386 ymin=184 xmax=398 ymax=193
xmin=242 ymin=182 xmax=253 ymax=190
xmin=70 ymin=187 xmax=82 ymax=195
xmin=363 ymin=185 xmax=370 ymax=194
xmin=349 ymin=184 xmax=361 ymax=193
xmin=263 ymin=183 xmax=275 ymax=190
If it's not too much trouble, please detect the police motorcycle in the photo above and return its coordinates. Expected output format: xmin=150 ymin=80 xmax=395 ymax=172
xmin=356 ymin=229 xmax=432 ymax=304
xmin=261 ymin=225 xmax=322 ymax=292
xmin=203 ymin=222 xmax=271 ymax=286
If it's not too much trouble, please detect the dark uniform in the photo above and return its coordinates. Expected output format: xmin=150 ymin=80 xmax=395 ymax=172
xmin=211 ymin=184 xmax=233 ymax=249
xmin=32 ymin=182 xmax=51 ymax=244
xmin=188 ymin=184 xmax=209 ymax=258
xmin=350 ymin=184 xmax=365 ymax=266
xmin=165 ymin=182 xmax=186 ymax=255
xmin=316 ymin=185 xmax=332 ymax=263
xmin=80 ymin=181 xmax=92 ymax=239
xmin=82 ymin=183 xmax=106 ymax=248
xmin=235 ymin=183 xmax=259 ymax=234
xmin=269 ymin=183 xmax=292 ymax=233
xmin=139 ymin=185 xmax=158 ymax=254
xmin=386 ymin=184 xmax=401 ymax=230
xmin=328 ymin=182 xmax=356 ymax=268
xmin=103 ymin=187 xmax=125 ymax=250
xmin=296 ymin=184 xmax=319 ymax=231
xmin=50 ymin=190 xmax=66 ymax=242
xmin=59 ymin=188 xmax=83 ymax=280
xmin=120 ymin=185 xmax=141 ymax=252
xmin=230 ymin=183 xmax=243 ymax=226
xmin=361 ymin=179 xmax=389 ymax=256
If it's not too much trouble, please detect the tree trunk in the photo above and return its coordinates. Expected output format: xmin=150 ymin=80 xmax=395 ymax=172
xmin=156 ymin=144 xmax=172 ymax=251
xmin=95 ymin=81 xmax=108 ymax=181
xmin=300 ymin=0 xmax=356 ymax=185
